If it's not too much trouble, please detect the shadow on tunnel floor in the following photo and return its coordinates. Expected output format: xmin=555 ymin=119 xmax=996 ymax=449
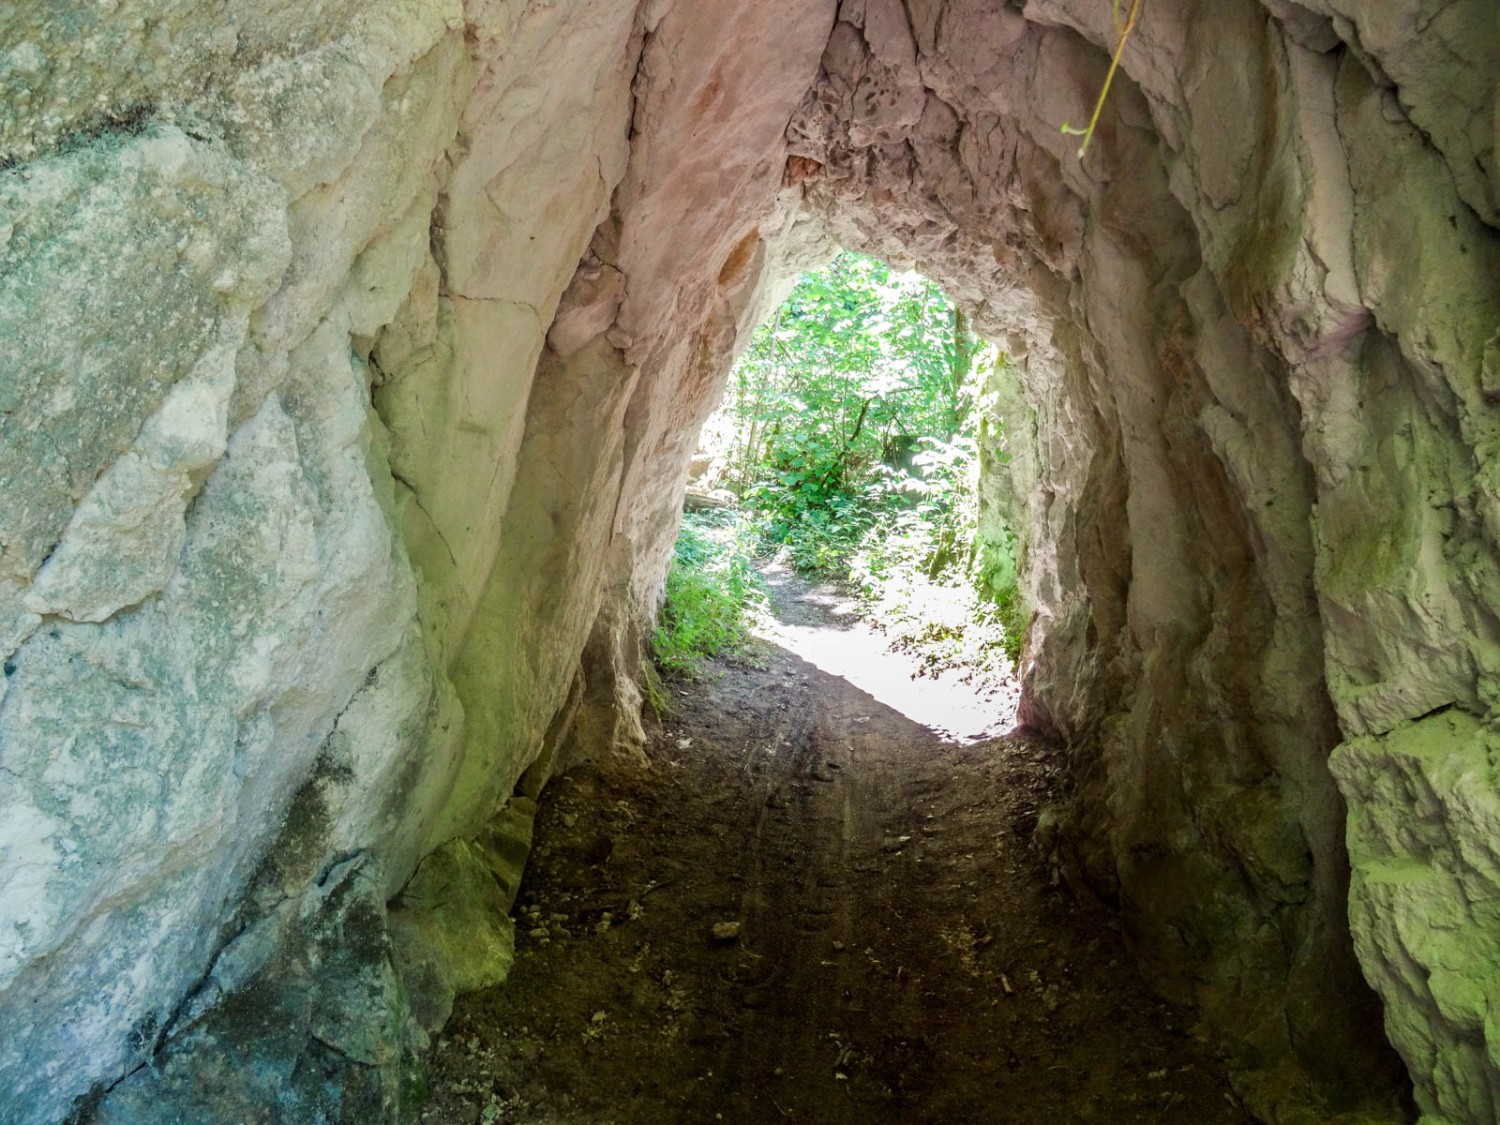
xmin=420 ymin=619 xmax=1255 ymax=1124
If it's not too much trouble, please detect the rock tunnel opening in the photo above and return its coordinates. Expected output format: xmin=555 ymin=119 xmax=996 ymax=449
xmin=1 ymin=1 xmax=1497 ymax=1122
xmin=672 ymin=247 xmax=1025 ymax=740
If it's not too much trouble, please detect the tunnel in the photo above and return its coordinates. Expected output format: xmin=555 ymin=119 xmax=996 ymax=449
xmin=1 ymin=1 xmax=1498 ymax=1121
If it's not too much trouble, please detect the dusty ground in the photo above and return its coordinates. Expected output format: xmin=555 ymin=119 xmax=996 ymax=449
xmin=420 ymin=570 xmax=1256 ymax=1124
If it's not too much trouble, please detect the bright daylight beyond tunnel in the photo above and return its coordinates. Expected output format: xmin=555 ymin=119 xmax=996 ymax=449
xmin=655 ymin=252 xmax=1026 ymax=737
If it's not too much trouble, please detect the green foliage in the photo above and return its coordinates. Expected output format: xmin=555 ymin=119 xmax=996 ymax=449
xmin=641 ymin=658 xmax=672 ymax=718
xmin=709 ymin=251 xmax=980 ymax=575
xmin=990 ymin=587 xmax=1026 ymax=667
xmin=714 ymin=254 xmax=974 ymax=477
xmin=696 ymin=249 xmax=1028 ymax=683
xmin=652 ymin=511 xmax=767 ymax=675
xmin=974 ymin=512 xmax=1024 ymax=665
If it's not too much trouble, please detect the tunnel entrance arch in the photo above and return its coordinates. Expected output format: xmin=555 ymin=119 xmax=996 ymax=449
xmin=7 ymin=0 xmax=1494 ymax=1119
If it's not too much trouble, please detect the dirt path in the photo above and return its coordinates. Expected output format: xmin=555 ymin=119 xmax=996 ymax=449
xmin=422 ymin=571 xmax=1255 ymax=1124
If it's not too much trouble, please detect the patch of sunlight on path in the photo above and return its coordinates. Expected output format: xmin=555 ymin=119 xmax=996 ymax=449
xmin=755 ymin=563 xmax=1020 ymax=744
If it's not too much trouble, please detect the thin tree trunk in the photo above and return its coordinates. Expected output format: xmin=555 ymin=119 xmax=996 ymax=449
xmin=816 ymin=397 xmax=873 ymax=494
xmin=949 ymin=306 xmax=972 ymax=438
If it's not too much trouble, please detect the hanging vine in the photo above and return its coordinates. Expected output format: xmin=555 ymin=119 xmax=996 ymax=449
xmin=1060 ymin=0 xmax=1145 ymax=159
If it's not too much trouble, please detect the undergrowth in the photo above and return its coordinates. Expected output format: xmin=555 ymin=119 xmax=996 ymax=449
xmin=651 ymin=510 xmax=768 ymax=676
xmin=845 ymin=437 xmax=1024 ymax=688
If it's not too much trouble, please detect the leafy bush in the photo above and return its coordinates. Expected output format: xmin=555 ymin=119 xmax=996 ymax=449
xmin=696 ymin=250 xmax=1028 ymax=685
xmin=652 ymin=512 xmax=767 ymax=674
xmin=975 ymin=517 xmax=1025 ymax=665
xmin=713 ymin=253 xmax=980 ymax=574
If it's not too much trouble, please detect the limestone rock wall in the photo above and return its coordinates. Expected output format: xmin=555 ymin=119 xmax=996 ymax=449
xmin=760 ymin=1 xmax=1499 ymax=1119
xmin=0 ymin=0 xmax=652 ymax=1119
xmin=2 ymin=1 xmax=1500 ymax=1123
xmin=776 ymin=7 xmax=1402 ymax=1118
xmin=1 ymin=4 xmax=469 ymax=1119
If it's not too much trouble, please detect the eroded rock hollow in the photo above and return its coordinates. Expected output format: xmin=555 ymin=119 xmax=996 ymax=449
xmin=2 ymin=1 xmax=1498 ymax=1121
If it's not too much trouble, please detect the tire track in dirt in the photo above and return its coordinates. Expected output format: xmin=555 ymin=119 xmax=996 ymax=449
xmin=422 ymin=575 xmax=1257 ymax=1124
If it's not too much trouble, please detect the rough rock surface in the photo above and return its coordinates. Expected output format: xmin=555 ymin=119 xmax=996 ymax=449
xmin=0 ymin=1 xmax=1497 ymax=1123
